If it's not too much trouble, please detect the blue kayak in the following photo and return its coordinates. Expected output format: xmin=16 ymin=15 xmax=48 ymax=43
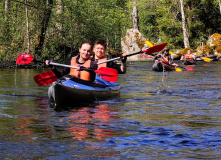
xmin=48 ymin=75 xmax=121 ymax=109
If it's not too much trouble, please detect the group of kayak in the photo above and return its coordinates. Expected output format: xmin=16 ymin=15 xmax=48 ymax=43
xmin=18 ymin=41 xmax=189 ymax=110
xmin=48 ymin=45 xmax=195 ymax=109
xmin=44 ymin=43 xmax=196 ymax=109
xmin=152 ymin=48 xmax=196 ymax=72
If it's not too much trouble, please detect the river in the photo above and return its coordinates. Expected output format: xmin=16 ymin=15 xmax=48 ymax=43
xmin=0 ymin=61 xmax=221 ymax=159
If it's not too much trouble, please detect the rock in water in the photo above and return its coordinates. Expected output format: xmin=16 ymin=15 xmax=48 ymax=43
xmin=121 ymin=29 xmax=152 ymax=61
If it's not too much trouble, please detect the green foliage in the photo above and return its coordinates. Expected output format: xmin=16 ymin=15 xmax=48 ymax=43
xmin=0 ymin=0 xmax=221 ymax=61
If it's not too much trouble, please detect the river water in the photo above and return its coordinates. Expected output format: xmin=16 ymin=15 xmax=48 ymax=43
xmin=0 ymin=61 xmax=221 ymax=159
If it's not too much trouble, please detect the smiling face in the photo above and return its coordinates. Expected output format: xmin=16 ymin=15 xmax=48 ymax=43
xmin=93 ymin=44 xmax=106 ymax=59
xmin=79 ymin=43 xmax=91 ymax=61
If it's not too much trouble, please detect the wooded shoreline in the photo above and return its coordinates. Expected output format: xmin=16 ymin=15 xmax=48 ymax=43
xmin=1 ymin=1 xmax=221 ymax=62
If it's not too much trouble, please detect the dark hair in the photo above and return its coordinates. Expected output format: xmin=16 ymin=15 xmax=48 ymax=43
xmin=94 ymin=40 xmax=107 ymax=49
xmin=80 ymin=42 xmax=91 ymax=48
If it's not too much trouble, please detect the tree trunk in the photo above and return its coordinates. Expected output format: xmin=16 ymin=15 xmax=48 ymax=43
xmin=35 ymin=0 xmax=54 ymax=55
xmin=180 ymin=0 xmax=190 ymax=48
xmin=3 ymin=0 xmax=10 ymax=41
xmin=4 ymin=0 xmax=8 ymax=15
xmin=132 ymin=2 xmax=139 ymax=30
xmin=219 ymin=0 xmax=221 ymax=15
xmin=25 ymin=0 xmax=30 ymax=53
xmin=56 ymin=0 xmax=62 ymax=32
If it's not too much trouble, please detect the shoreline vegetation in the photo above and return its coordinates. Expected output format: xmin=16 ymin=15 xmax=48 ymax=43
xmin=1 ymin=1 xmax=221 ymax=64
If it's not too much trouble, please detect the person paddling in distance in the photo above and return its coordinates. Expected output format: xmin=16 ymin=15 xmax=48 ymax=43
xmin=91 ymin=40 xmax=127 ymax=74
xmin=46 ymin=42 xmax=97 ymax=82
xmin=181 ymin=49 xmax=196 ymax=62
xmin=154 ymin=48 xmax=178 ymax=67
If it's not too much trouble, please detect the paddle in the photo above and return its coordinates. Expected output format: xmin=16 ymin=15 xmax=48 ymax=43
xmin=34 ymin=71 xmax=58 ymax=86
xmin=33 ymin=65 xmax=118 ymax=86
xmin=202 ymin=57 xmax=212 ymax=62
xmin=16 ymin=54 xmax=118 ymax=84
xmin=97 ymin=42 xmax=168 ymax=65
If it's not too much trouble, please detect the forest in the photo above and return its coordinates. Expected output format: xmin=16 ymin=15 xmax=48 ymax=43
xmin=0 ymin=0 xmax=221 ymax=62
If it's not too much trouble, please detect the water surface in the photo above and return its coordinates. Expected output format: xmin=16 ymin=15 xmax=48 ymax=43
xmin=0 ymin=61 xmax=221 ymax=159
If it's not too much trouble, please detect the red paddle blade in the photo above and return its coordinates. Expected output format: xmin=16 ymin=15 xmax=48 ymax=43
xmin=16 ymin=54 xmax=34 ymax=65
xmin=95 ymin=67 xmax=118 ymax=82
xmin=145 ymin=42 xmax=168 ymax=54
xmin=186 ymin=68 xmax=196 ymax=71
xmin=34 ymin=71 xmax=58 ymax=86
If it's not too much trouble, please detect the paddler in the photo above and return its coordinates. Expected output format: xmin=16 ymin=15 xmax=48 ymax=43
xmin=181 ymin=49 xmax=196 ymax=62
xmin=91 ymin=39 xmax=127 ymax=74
xmin=46 ymin=42 xmax=97 ymax=82
xmin=154 ymin=48 xmax=178 ymax=67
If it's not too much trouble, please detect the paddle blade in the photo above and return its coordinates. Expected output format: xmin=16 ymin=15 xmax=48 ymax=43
xmin=202 ymin=57 xmax=212 ymax=62
xmin=175 ymin=67 xmax=182 ymax=72
xmin=34 ymin=71 xmax=58 ymax=86
xmin=16 ymin=54 xmax=34 ymax=65
xmin=185 ymin=68 xmax=196 ymax=71
xmin=145 ymin=42 xmax=168 ymax=54
xmin=95 ymin=67 xmax=118 ymax=82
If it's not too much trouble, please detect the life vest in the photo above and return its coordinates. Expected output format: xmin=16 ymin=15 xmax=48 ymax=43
xmin=160 ymin=55 xmax=169 ymax=64
xmin=184 ymin=54 xmax=195 ymax=61
xmin=69 ymin=56 xmax=91 ymax=81
xmin=96 ymin=57 xmax=107 ymax=69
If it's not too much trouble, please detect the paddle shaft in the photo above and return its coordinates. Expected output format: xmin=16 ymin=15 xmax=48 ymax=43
xmin=97 ymin=42 xmax=167 ymax=65
xmin=49 ymin=62 xmax=119 ymax=75
xmin=97 ymin=50 xmax=144 ymax=65
xmin=49 ymin=62 xmax=93 ymax=71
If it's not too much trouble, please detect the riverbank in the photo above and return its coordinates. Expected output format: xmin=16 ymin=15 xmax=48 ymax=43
xmin=0 ymin=61 xmax=46 ymax=69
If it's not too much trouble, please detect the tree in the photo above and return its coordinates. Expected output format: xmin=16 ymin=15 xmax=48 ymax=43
xmin=34 ymin=0 xmax=54 ymax=55
xmin=219 ymin=0 xmax=221 ymax=14
xmin=25 ymin=0 xmax=30 ymax=53
xmin=180 ymin=0 xmax=190 ymax=48
xmin=132 ymin=2 xmax=139 ymax=30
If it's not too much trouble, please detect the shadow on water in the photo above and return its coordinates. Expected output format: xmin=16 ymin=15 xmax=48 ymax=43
xmin=1 ymin=61 xmax=221 ymax=159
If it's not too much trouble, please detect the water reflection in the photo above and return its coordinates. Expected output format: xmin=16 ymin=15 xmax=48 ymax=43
xmin=67 ymin=103 xmax=117 ymax=140
xmin=14 ymin=97 xmax=51 ymax=141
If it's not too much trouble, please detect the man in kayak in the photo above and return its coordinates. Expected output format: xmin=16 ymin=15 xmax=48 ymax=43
xmin=92 ymin=39 xmax=127 ymax=74
xmin=154 ymin=48 xmax=178 ymax=66
xmin=46 ymin=42 xmax=97 ymax=82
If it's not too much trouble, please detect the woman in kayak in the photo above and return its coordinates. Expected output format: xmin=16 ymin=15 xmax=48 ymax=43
xmin=91 ymin=39 xmax=127 ymax=74
xmin=181 ymin=49 xmax=196 ymax=64
xmin=46 ymin=42 xmax=97 ymax=82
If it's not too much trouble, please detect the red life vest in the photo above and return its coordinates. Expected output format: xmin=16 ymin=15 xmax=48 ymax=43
xmin=184 ymin=54 xmax=194 ymax=61
xmin=69 ymin=56 xmax=91 ymax=81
